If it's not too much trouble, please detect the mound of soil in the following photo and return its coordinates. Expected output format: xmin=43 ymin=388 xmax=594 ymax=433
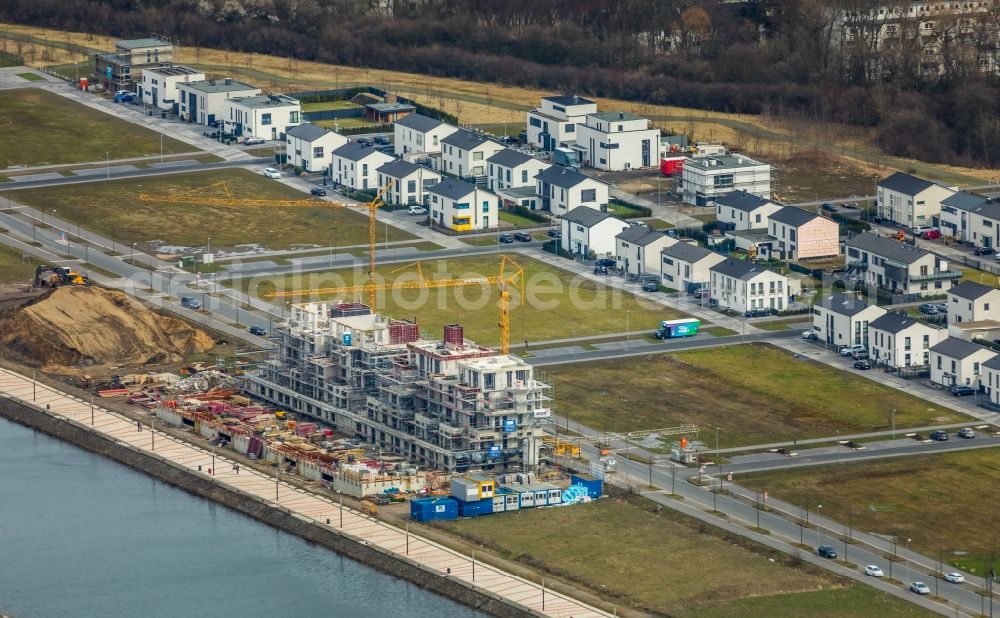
xmin=0 ymin=286 xmax=215 ymax=371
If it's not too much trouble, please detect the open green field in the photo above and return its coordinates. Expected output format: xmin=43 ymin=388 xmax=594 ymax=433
xmin=545 ymin=343 xmax=969 ymax=447
xmin=16 ymin=72 xmax=43 ymax=81
xmin=14 ymin=169 xmax=415 ymax=251
xmin=0 ymin=89 xmax=194 ymax=168
xmin=743 ymin=449 xmax=1000 ymax=576
xmin=0 ymin=243 xmax=41 ymax=284
xmin=439 ymin=497 xmax=928 ymax=617
xmin=242 ymin=254 xmax=686 ymax=346
xmin=694 ymin=585 xmax=935 ymax=618
xmin=301 ymin=100 xmax=361 ymax=112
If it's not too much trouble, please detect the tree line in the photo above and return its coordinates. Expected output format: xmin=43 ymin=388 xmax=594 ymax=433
xmin=4 ymin=0 xmax=1000 ymax=166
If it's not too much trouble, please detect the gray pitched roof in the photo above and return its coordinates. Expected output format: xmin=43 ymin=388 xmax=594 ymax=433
xmin=428 ymin=178 xmax=476 ymax=201
xmin=543 ymin=95 xmax=594 ymax=106
xmin=845 ymin=232 xmax=928 ymax=265
xmin=616 ymin=225 xmax=665 ymax=246
xmin=332 ymin=141 xmax=385 ymax=162
xmin=948 ymin=280 xmax=995 ymax=301
xmin=930 ymin=336 xmax=995 ymax=360
xmin=286 ymin=123 xmax=328 ymax=142
xmin=441 ymin=128 xmax=499 ymax=150
xmin=661 ymin=241 xmax=716 ymax=264
xmin=487 ymin=148 xmax=535 ymax=168
xmin=563 ymin=206 xmax=613 ymax=227
xmin=877 ymin=172 xmax=937 ymax=196
xmin=770 ymin=206 xmax=825 ymax=227
xmin=816 ymin=293 xmax=875 ymax=317
xmin=941 ymin=191 xmax=990 ymax=212
xmin=716 ymin=190 xmax=772 ymax=213
xmin=377 ymin=158 xmax=426 ymax=178
xmin=869 ymin=311 xmax=925 ymax=334
xmin=710 ymin=258 xmax=772 ymax=281
xmin=983 ymin=355 xmax=1000 ymax=371
xmin=394 ymin=113 xmax=444 ymax=132
xmin=537 ymin=166 xmax=594 ymax=189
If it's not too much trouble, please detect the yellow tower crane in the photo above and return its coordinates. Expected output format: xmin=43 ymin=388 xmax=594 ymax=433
xmin=137 ymin=180 xmax=394 ymax=307
xmin=264 ymin=256 xmax=525 ymax=354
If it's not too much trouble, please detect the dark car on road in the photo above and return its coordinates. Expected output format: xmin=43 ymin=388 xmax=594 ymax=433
xmin=975 ymin=246 xmax=996 ymax=256
xmin=546 ymin=229 xmax=561 ymax=239
xmin=498 ymin=234 xmax=514 ymax=244
xmin=595 ymin=258 xmax=616 ymax=268
xmin=930 ymin=430 xmax=949 ymax=441
xmin=513 ymin=232 xmax=532 ymax=242
xmin=950 ymin=385 xmax=977 ymax=397
xmin=853 ymin=359 xmax=872 ymax=370
xmin=821 ymin=203 xmax=837 ymax=212
xmin=373 ymin=135 xmax=391 ymax=145
xmin=180 ymin=296 xmax=201 ymax=310
xmin=249 ymin=325 xmax=267 ymax=336
xmin=310 ymin=188 xmax=327 ymax=197
xmin=744 ymin=309 xmax=773 ymax=318
xmin=641 ymin=281 xmax=659 ymax=292
xmin=817 ymin=545 xmax=838 ymax=559
xmin=593 ymin=265 xmax=609 ymax=275
xmin=355 ymin=137 xmax=375 ymax=146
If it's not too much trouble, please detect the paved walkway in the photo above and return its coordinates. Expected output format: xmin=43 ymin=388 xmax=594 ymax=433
xmin=0 ymin=366 xmax=607 ymax=618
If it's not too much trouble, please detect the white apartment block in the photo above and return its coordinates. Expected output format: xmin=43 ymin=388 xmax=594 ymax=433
xmin=536 ymin=166 xmax=609 ymax=216
xmin=659 ymin=242 xmax=725 ymax=293
xmin=223 ymin=94 xmax=302 ymax=141
xmin=681 ymin=155 xmax=771 ymax=207
xmin=845 ymin=231 xmax=961 ymax=296
xmin=876 ymin=172 xmax=955 ymax=229
xmin=140 ymin=65 xmax=204 ymax=111
xmin=428 ymin=179 xmax=498 ymax=232
xmin=526 ymin=95 xmax=597 ymax=151
xmin=329 ymin=142 xmax=395 ymax=191
xmin=575 ymin=111 xmax=660 ymax=171
xmin=285 ymin=123 xmax=347 ymax=173
xmin=439 ymin=129 xmax=505 ymax=180
xmin=812 ymin=293 xmax=887 ymax=349
xmin=869 ymin=311 xmax=943 ymax=369
xmin=560 ymin=207 xmax=629 ymax=258
xmin=710 ymin=259 xmax=789 ymax=314
xmin=486 ymin=149 xmax=550 ymax=193
xmin=177 ymin=78 xmax=260 ymax=125
xmin=377 ymin=159 xmax=441 ymax=207
xmin=393 ymin=113 xmax=458 ymax=156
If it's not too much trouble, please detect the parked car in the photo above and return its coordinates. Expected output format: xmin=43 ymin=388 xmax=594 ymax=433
xmin=840 ymin=344 xmax=866 ymax=357
xmin=912 ymin=225 xmax=933 ymax=235
xmin=693 ymin=288 xmax=711 ymax=300
xmin=355 ymin=137 xmax=375 ymax=146
xmin=934 ymin=303 xmax=948 ymax=312
xmin=957 ymin=427 xmax=976 ymax=439
xmin=744 ymin=309 xmax=773 ymax=318
xmin=248 ymin=325 xmax=267 ymax=336
xmin=114 ymin=93 xmax=134 ymax=104
xmin=310 ymin=188 xmax=327 ymax=197
xmin=407 ymin=206 xmax=427 ymax=215
xmin=912 ymin=433 xmax=927 ymax=442
xmin=909 ymin=582 xmax=931 ymax=595
xmin=975 ymin=246 xmax=996 ymax=256
xmin=821 ymin=203 xmax=837 ymax=212
xmin=802 ymin=330 xmax=819 ymax=340
xmin=921 ymin=229 xmax=942 ymax=240
xmin=853 ymin=359 xmax=872 ymax=370
xmin=498 ymin=234 xmax=514 ymax=244
xmin=929 ymin=429 xmax=949 ymax=441
xmin=595 ymin=258 xmax=616 ymax=268
xmin=641 ymin=281 xmax=659 ymax=292
xmin=944 ymin=572 xmax=966 ymax=584
xmin=243 ymin=136 xmax=266 ymax=145
xmin=864 ymin=565 xmax=884 ymax=577
xmin=513 ymin=232 xmax=532 ymax=242
xmin=263 ymin=167 xmax=282 ymax=179
xmin=918 ymin=303 xmax=939 ymax=315
xmin=546 ymin=229 xmax=561 ymax=239
xmin=817 ymin=545 xmax=838 ymax=559
xmin=844 ymin=440 xmax=867 ymax=450
xmin=950 ymin=384 xmax=977 ymax=397
xmin=373 ymin=135 xmax=391 ymax=145
xmin=593 ymin=265 xmax=609 ymax=275
xmin=852 ymin=349 xmax=869 ymax=360
xmin=180 ymin=296 xmax=201 ymax=310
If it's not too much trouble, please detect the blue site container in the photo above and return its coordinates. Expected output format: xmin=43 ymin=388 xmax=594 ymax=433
xmin=457 ymin=497 xmax=494 ymax=518
xmin=410 ymin=497 xmax=458 ymax=522
xmin=571 ymin=474 xmax=604 ymax=499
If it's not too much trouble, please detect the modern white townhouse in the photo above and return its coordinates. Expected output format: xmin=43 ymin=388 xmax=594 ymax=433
xmin=681 ymin=155 xmax=771 ymax=207
xmin=709 ymin=259 xmax=789 ymax=314
xmin=947 ymin=280 xmax=1000 ymax=325
xmin=439 ymin=129 xmax=505 ymax=181
xmin=812 ymin=293 xmax=887 ymax=349
xmin=526 ymin=95 xmax=597 ymax=151
xmin=869 ymin=311 xmax=943 ymax=369
xmin=930 ymin=336 xmax=995 ymax=389
xmin=486 ymin=149 xmax=550 ymax=193
xmin=536 ymin=166 xmax=609 ymax=216
xmin=560 ymin=207 xmax=629 ymax=258
xmin=876 ymin=171 xmax=955 ymax=229
xmin=393 ymin=113 xmax=458 ymax=156
xmin=177 ymin=78 xmax=260 ymax=126
xmin=615 ymin=226 xmax=675 ymax=276
xmin=659 ymin=242 xmax=725 ymax=293
xmin=376 ymin=159 xmax=442 ymax=207
xmin=140 ymin=64 xmax=204 ymax=111
xmin=575 ymin=111 xmax=660 ymax=171
xmin=845 ymin=231 xmax=960 ymax=296
xmin=715 ymin=191 xmax=781 ymax=231
xmin=427 ymin=179 xmax=498 ymax=232
xmin=285 ymin=123 xmax=347 ymax=173
xmin=223 ymin=94 xmax=301 ymax=141
xmin=329 ymin=142 xmax=395 ymax=191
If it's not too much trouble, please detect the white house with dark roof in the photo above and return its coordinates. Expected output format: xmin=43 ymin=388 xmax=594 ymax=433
xmin=223 ymin=94 xmax=301 ymax=141
xmin=947 ymin=280 xmax=1000 ymax=324
xmin=660 ymin=242 xmax=725 ymax=293
xmin=536 ymin=167 xmax=609 ymax=216
xmin=710 ymin=259 xmax=790 ymax=314
xmin=615 ymin=225 xmax=676 ymax=276
xmin=575 ymin=111 xmax=660 ymax=171
xmin=812 ymin=293 xmax=887 ymax=348
xmin=766 ymin=207 xmax=839 ymax=260
xmin=140 ymin=64 xmax=204 ymax=111
xmin=845 ymin=231 xmax=960 ymax=295
xmin=526 ymin=95 xmax=597 ymax=151
xmin=876 ymin=171 xmax=955 ymax=228
xmin=980 ymin=355 xmax=1000 ymax=404
xmin=177 ymin=78 xmax=260 ymax=125
xmin=930 ymin=336 xmax=995 ymax=388
xmin=329 ymin=142 xmax=394 ymax=191
xmin=427 ymin=179 xmax=498 ymax=232
xmin=681 ymin=154 xmax=772 ymax=207
xmin=961 ymin=197 xmax=1000 ymax=252
xmin=393 ymin=113 xmax=458 ymax=156
xmin=440 ymin=129 xmax=505 ymax=181
xmin=869 ymin=312 xmax=943 ymax=369
xmin=486 ymin=149 xmax=551 ymax=193
xmin=286 ymin=123 xmax=347 ymax=173
xmin=715 ymin=191 xmax=780 ymax=231
xmin=939 ymin=192 xmax=992 ymax=242
xmin=560 ymin=207 xmax=629 ymax=257
xmin=376 ymin=159 xmax=441 ymax=206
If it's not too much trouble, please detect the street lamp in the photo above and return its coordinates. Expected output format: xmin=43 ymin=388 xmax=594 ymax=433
xmin=905 ymin=538 xmax=912 ymax=585
xmin=626 ymin=310 xmax=631 ymax=341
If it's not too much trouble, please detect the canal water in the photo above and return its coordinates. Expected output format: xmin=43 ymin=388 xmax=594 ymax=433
xmin=0 ymin=417 xmax=482 ymax=618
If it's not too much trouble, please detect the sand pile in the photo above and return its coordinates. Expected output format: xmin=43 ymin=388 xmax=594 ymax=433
xmin=0 ymin=286 xmax=215 ymax=371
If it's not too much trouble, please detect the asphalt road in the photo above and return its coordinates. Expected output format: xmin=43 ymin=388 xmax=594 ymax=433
xmin=1 ymin=157 xmax=272 ymax=191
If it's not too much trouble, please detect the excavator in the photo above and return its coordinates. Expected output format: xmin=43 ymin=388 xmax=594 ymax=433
xmin=33 ymin=265 xmax=89 ymax=288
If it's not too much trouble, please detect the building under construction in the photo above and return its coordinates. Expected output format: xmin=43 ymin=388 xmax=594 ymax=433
xmin=245 ymin=301 xmax=550 ymax=473
xmin=93 ymin=36 xmax=175 ymax=93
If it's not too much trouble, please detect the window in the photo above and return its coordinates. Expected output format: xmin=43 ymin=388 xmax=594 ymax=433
xmin=521 ymin=170 xmax=528 ymax=184
xmin=473 ymin=151 xmax=483 ymax=161
xmin=581 ymin=189 xmax=596 ymax=202
xmin=454 ymin=202 xmax=470 ymax=210
xmin=261 ymin=113 xmax=272 ymax=126
xmin=975 ymin=362 xmax=981 ymax=375
xmin=290 ymin=111 xmax=300 ymax=123
xmin=755 ymin=214 xmax=762 ymax=223
xmin=482 ymin=201 xmax=490 ymax=212
xmin=313 ymin=147 xmax=324 ymax=158
xmin=565 ymin=124 xmax=575 ymax=133
xmin=529 ymin=117 xmax=541 ymax=128
xmin=713 ymin=174 xmax=734 ymax=189
xmin=407 ymin=180 xmax=416 ymax=193
xmin=506 ymin=169 xmax=511 ymax=182
xmin=904 ymin=336 xmax=911 ymax=351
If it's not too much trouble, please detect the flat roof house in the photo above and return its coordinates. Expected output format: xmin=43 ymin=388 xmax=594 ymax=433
xmin=766 ymin=207 xmax=840 ymax=260
xmin=812 ymin=293 xmax=887 ymax=349
xmin=177 ymin=78 xmax=260 ymax=126
xmin=660 ymin=241 xmax=725 ymax=293
xmin=710 ymin=259 xmax=789 ymax=314
xmin=376 ymin=159 xmax=441 ymax=207
xmin=681 ymin=155 xmax=771 ymax=207
xmin=560 ymin=207 xmax=629 ymax=258
xmin=869 ymin=311 xmax=943 ymax=370
xmin=428 ymin=179 xmax=498 ymax=232
xmin=94 ymin=36 xmax=175 ymax=93
xmin=845 ymin=231 xmax=960 ymax=296
xmin=536 ymin=166 xmax=609 ymax=217
xmin=286 ymin=123 xmax=347 ymax=173
xmin=223 ymin=94 xmax=302 ymax=141
xmin=365 ymin=101 xmax=415 ymax=123
xmin=526 ymin=95 xmax=597 ymax=151
xmin=393 ymin=113 xmax=458 ymax=157
xmin=329 ymin=142 xmax=395 ymax=191
xmin=615 ymin=225 xmax=675 ymax=276
xmin=947 ymin=280 xmax=1000 ymax=325
xmin=140 ymin=64 xmax=204 ymax=112
xmin=575 ymin=111 xmax=660 ymax=171
xmin=715 ymin=191 xmax=781 ymax=231
xmin=440 ymin=129 xmax=505 ymax=182
xmin=876 ymin=171 xmax=955 ymax=229
xmin=486 ymin=149 xmax=550 ymax=193
xmin=930 ymin=336 xmax=995 ymax=389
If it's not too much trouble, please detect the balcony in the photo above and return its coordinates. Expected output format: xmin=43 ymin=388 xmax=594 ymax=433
xmin=909 ymin=269 xmax=962 ymax=283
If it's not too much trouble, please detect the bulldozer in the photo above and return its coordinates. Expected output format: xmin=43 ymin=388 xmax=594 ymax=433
xmin=33 ymin=265 xmax=89 ymax=288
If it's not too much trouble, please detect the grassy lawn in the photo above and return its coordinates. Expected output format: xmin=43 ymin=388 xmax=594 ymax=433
xmin=315 ymin=117 xmax=379 ymax=130
xmin=742 ymin=449 xmax=1000 ymax=576
xmin=545 ymin=343 xmax=969 ymax=447
xmin=16 ymin=72 xmax=44 ymax=81
xmin=243 ymin=254 xmax=687 ymax=346
xmin=301 ymin=100 xmax=361 ymax=112
xmin=756 ymin=318 xmax=810 ymax=331
xmin=644 ymin=218 xmax=675 ymax=230
xmin=695 ymin=585 xmax=936 ymax=618
xmin=958 ymin=265 xmax=1000 ymax=288
xmin=0 ymin=89 xmax=194 ymax=168
xmin=0 ymin=243 xmax=42 ymax=284
xmin=704 ymin=325 xmax=738 ymax=336
xmin=13 ymin=169 xmax=415 ymax=251
xmin=438 ymin=497 xmax=867 ymax=617
xmin=498 ymin=209 xmax=544 ymax=228
xmin=607 ymin=200 xmax=648 ymax=218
